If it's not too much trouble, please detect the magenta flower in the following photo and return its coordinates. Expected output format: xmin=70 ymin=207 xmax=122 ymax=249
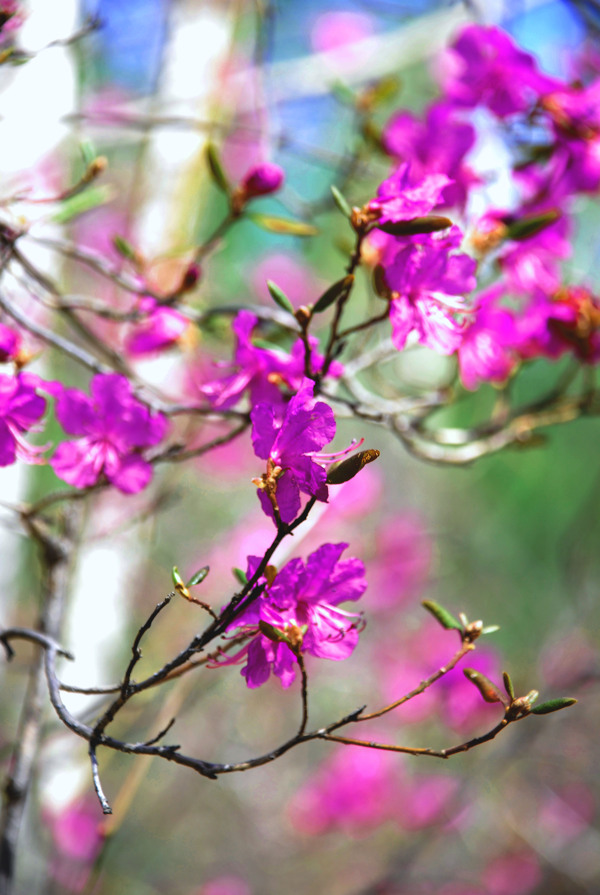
xmin=251 ymin=377 xmax=336 ymax=524
xmin=386 ymin=235 xmax=477 ymax=354
xmin=124 ymin=297 xmax=189 ymax=357
xmin=368 ymin=162 xmax=452 ymax=224
xmin=219 ymin=542 xmax=366 ymax=688
xmin=382 ymin=101 xmax=478 ymax=209
xmin=51 ymin=374 xmax=168 ymax=493
xmin=0 ymin=373 xmax=47 ymax=467
xmin=200 ymin=310 xmax=341 ymax=411
xmin=438 ymin=24 xmax=558 ymax=118
xmin=514 ymin=293 xmax=578 ymax=362
xmin=458 ymin=286 xmax=518 ymax=390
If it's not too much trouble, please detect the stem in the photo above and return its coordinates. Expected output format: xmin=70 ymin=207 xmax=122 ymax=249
xmin=0 ymin=507 xmax=81 ymax=895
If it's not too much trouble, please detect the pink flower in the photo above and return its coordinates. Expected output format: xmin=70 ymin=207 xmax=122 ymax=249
xmin=438 ymin=24 xmax=558 ymax=118
xmin=124 ymin=297 xmax=189 ymax=356
xmin=458 ymin=286 xmax=518 ymax=390
xmin=200 ymin=311 xmax=341 ymax=412
xmin=0 ymin=372 xmax=47 ymax=467
xmin=217 ymin=542 xmax=366 ymax=688
xmin=382 ymin=101 xmax=478 ymax=209
xmin=369 ymin=162 xmax=452 ymax=225
xmin=386 ymin=233 xmax=477 ymax=354
xmin=251 ymin=377 xmax=337 ymax=523
xmin=51 ymin=374 xmax=168 ymax=493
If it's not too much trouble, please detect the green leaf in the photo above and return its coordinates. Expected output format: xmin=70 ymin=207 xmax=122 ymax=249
xmin=374 ymin=215 xmax=452 ymax=237
xmin=248 ymin=213 xmax=318 ymax=237
xmin=530 ymin=697 xmax=577 ymax=715
xmin=506 ymin=210 xmax=560 ymax=241
xmin=421 ymin=600 xmax=462 ymax=631
xmin=112 ymin=234 xmax=137 ymax=261
xmin=463 ymin=668 xmax=506 ymax=704
xmin=233 ymin=567 xmax=248 ymax=586
xmin=331 ymin=185 xmax=352 ymax=219
xmin=186 ymin=565 xmax=210 ymax=587
xmin=52 ymin=185 xmax=113 ymax=224
xmin=313 ymin=275 xmax=354 ymax=314
xmin=502 ymin=671 xmax=515 ymax=701
xmin=79 ymin=139 xmax=98 ymax=168
xmin=327 ymin=449 xmax=380 ymax=485
xmin=267 ymin=280 xmax=295 ymax=314
xmin=171 ymin=565 xmax=190 ymax=599
xmin=331 ymin=81 xmax=356 ymax=106
xmin=205 ymin=142 xmax=230 ymax=194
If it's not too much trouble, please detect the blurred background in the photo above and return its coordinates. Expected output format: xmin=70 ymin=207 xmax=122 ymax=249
xmin=1 ymin=1 xmax=599 ymax=893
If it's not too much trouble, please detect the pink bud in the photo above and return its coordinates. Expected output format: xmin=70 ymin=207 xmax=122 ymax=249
xmin=241 ymin=163 xmax=285 ymax=198
xmin=0 ymin=323 xmax=21 ymax=362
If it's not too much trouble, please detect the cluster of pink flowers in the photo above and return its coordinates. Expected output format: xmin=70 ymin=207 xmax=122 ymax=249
xmin=364 ymin=23 xmax=600 ymax=388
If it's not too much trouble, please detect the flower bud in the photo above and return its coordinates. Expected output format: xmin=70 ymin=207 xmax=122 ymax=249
xmin=326 ymin=448 xmax=380 ymax=484
xmin=179 ymin=262 xmax=201 ymax=293
xmin=241 ymin=163 xmax=285 ymax=199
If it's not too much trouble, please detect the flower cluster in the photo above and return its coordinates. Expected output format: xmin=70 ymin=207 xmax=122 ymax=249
xmin=361 ymin=23 xmax=600 ymax=388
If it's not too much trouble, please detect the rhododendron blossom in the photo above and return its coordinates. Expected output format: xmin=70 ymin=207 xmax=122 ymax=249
xmin=438 ymin=24 xmax=558 ymax=117
xmin=51 ymin=373 xmax=168 ymax=493
xmin=386 ymin=234 xmax=477 ymax=353
xmin=368 ymin=162 xmax=452 ymax=224
xmin=218 ymin=542 xmax=366 ymax=688
xmin=200 ymin=310 xmax=340 ymax=411
xmin=251 ymin=377 xmax=337 ymax=523
xmin=382 ymin=101 xmax=477 ymax=209
xmin=458 ymin=287 xmax=517 ymax=390
xmin=0 ymin=372 xmax=47 ymax=467
xmin=125 ymin=297 xmax=189 ymax=356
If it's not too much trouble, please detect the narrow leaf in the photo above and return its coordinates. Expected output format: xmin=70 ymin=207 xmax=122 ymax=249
xmin=186 ymin=565 xmax=210 ymax=587
xmin=79 ymin=139 xmax=97 ymax=167
xmin=421 ymin=600 xmax=462 ymax=631
xmin=52 ymin=185 xmax=113 ymax=224
xmin=267 ymin=280 xmax=295 ymax=314
xmin=112 ymin=234 xmax=137 ymax=261
xmin=374 ymin=215 xmax=452 ymax=237
xmin=171 ymin=565 xmax=190 ymax=600
xmin=233 ymin=567 xmax=248 ymax=586
xmin=502 ymin=671 xmax=515 ymax=701
xmin=331 ymin=81 xmax=356 ymax=105
xmin=249 ymin=213 xmax=318 ymax=237
xmin=205 ymin=142 xmax=230 ymax=193
xmin=530 ymin=697 xmax=577 ymax=715
xmin=331 ymin=185 xmax=352 ymax=219
xmin=463 ymin=668 xmax=506 ymax=704
xmin=506 ymin=210 xmax=560 ymax=242
xmin=313 ymin=275 xmax=354 ymax=314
